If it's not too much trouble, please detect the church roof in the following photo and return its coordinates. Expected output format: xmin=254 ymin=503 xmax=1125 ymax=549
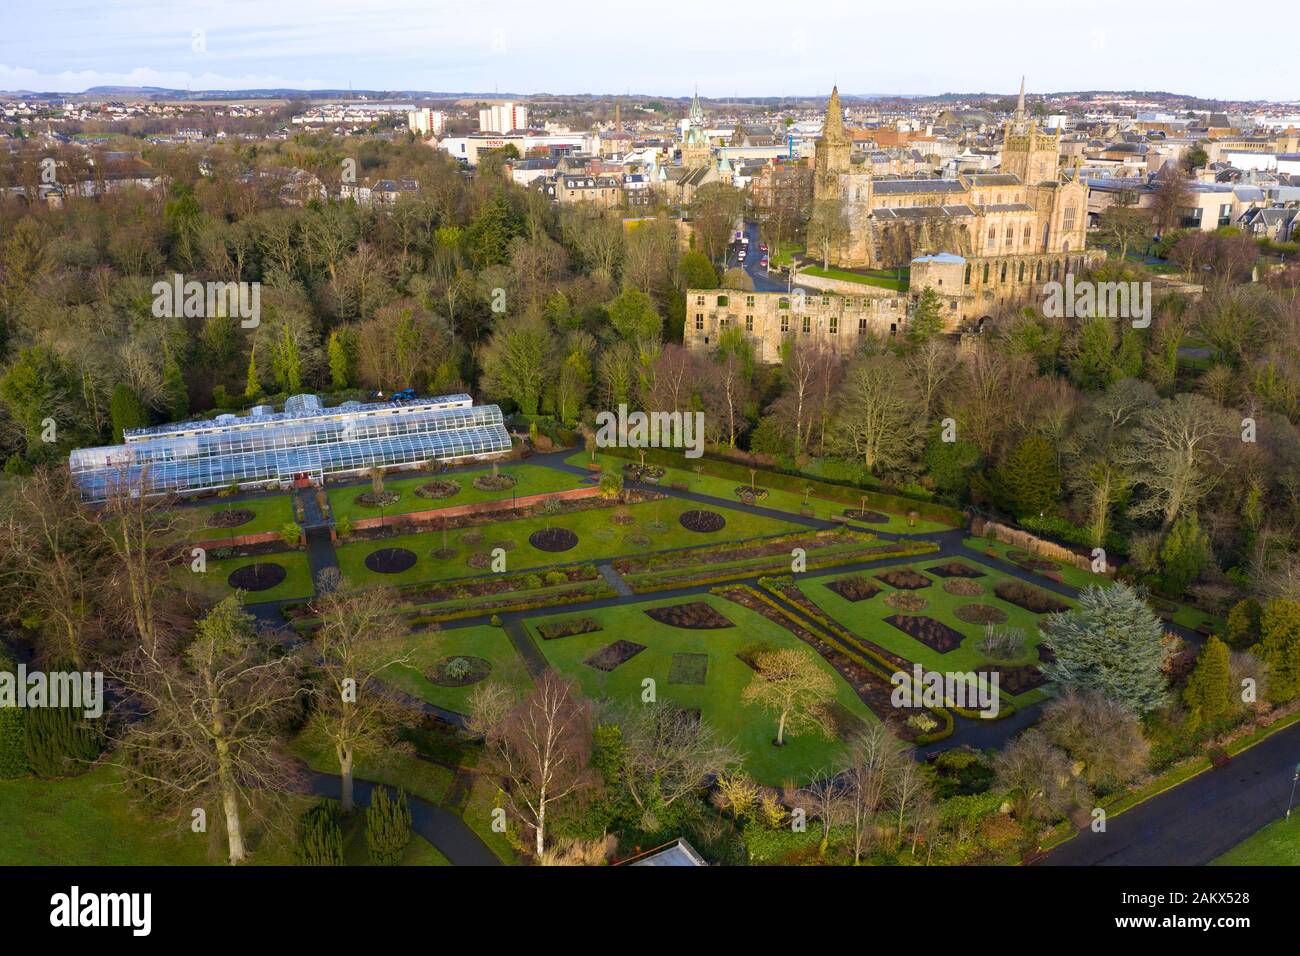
xmin=872 ymin=204 xmax=976 ymax=220
xmin=965 ymin=173 xmax=1021 ymax=186
xmin=873 ymin=178 xmax=966 ymax=195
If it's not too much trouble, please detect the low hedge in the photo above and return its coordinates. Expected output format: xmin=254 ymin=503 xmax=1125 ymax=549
xmin=727 ymin=584 xmax=953 ymax=744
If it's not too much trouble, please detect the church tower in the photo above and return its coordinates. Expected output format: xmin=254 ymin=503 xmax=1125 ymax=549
xmin=1000 ymin=77 xmax=1061 ymax=185
xmin=680 ymin=87 xmax=711 ymax=168
xmin=814 ymin=86 xmax=852 ymax=200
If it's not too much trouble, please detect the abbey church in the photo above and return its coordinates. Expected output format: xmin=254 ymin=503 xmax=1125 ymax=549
xmin=813 ymin=82 xmax=1094 ymax=292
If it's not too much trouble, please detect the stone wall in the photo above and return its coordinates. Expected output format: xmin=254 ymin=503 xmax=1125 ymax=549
xmin=970 ymin=516 xmax=1112 ymax=574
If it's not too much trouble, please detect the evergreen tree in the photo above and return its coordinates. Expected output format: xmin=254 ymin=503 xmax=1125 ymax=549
xmin=997 ymin=434 xmax=1060 ymax=518
xmin=161 ymin=353 xmax=189 ymax=420
xmin=296 ymin=800 xmax=344 ymax=866
xmin=1159 ymin=512 xmax=1210 ymax=594
xmin=1258 ymin=599 xmax=1300 ymax=703
xmin=1040 ymin=583 xmax=1168 ymax=714
xmin=1225 ymin=598 xmax=1262 ymax=650
xmin=23 ymin=701 xmax=104 ymax=778
xmin=109 ymin=383 xmax=147 ymax=443
xmin=244 ymin=347 xmax=261 ymax=400
xmin=678 ymin=250 xmax=719 ymax=290
xmin=1183 ymin=635 xmax=1232 ymax=725
xmin=465 ymin=191 xmax=523 ymax=268
xmin=365 ymin=786 xmax=412 ymax=865
xmin=607 ymin=287 xmax=662 ymax=342
xmin=906 ymin=287 xmax=945 ymax=344
xmin=327 ymin=330 xmax=352 ymax=389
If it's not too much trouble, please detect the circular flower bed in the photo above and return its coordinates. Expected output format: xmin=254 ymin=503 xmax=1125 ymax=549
xmin=467 ymin=551 xmax=492 ymax=569
xmin=955 ymin=604 xmax=1009 ymax=625
xmin=883 ymin=591 xmax=928 ymax=612
xmin=364 ymin=547 xmax=417 ymax=574
xmin=461 ymin=530 xmax=484 ymax=546
xmin=415 ymin=479 xmax=461 ymax=499
xmin=207 ymin=508 xmax=255 ymax=529
xmin=942 ymin=578 xmax=984 ymax=596
xmin=529 ymin=528 xmax=579 ymax=552
xmin=491 ymin=539 xmax=517 ymax=552
xmin=473 ymin=473 xmax=517 ymax=492
xmin=355 ymin=491 xmax=400 ymax=508
xmin=428 ymin=655 xmax=491 ymax=687
xmin=679 ymin=509 xmax=726 ymax=533
xmin=227 ymin=563 xmax=287 ymax=592
xmin=610 ymin=508 xmax=636 ymax=526
xmin=431 ymin=547 xmax=458 ymax=560
xmin=843 ymin=508 xmax=889 ymax=524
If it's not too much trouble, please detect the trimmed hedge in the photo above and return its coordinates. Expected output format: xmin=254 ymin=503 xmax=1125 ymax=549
xmin=0 ymin=707 xmax=28 ymax=779
xmin=23 ymin=703 xmax=104 ymax=779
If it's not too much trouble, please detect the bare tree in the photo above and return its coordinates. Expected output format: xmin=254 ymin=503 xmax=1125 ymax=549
xmin=1121 ymin=393 xmax=1232 ymax=531
xmin=614 ymin=700 xmax=740 ymax=831
xmin=111 ymin=597 xmax=307 ymax=864
xmin=800 ymin=767 xmax=851 ymax=857
xmin=473 ymin=671 xmax=595 ymax=858
xmin=741 ymin=647 xmax=836 ymax=747
xmin=841 ymin=725 xmax=907 ymax=864
xmin=306 ymin=582 xmax=414 ymax=813
xmin=0 ymin=467 xmax=105 ymax=667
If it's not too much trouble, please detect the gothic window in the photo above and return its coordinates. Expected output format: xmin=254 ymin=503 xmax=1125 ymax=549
xmin=982 ymin=262 xmax=990 ymax=283
xmin=1063 ymin=205 xmax=1077 ymax=232
xmin=1023 ymin=223 xmax=1032 ymax=243
xmin=1000 ymin=261 xmax=1007 ymax=282
xmin=1018 ymin=261 xmax=1025 ymax=281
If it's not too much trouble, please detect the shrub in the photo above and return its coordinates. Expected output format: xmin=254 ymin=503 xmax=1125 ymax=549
xmin=0 ymin=708 xmax=28 ymax=779
xmin=279 ymin=522 xmax=301 ymax=548
xmin=366 ymin=787 xmax=412 ymax=866
xmin=335 ymin=515 xmax=353 ymax=539
xmin=444 ymin=657 xmax=473 ymax=680
xmin=296 ymin=800 xmax=344 ymax=866
xmin=979 ymin=624 xmax=1027 ymax=661
xmin=23 ymin=703 xmax=103 ymax=778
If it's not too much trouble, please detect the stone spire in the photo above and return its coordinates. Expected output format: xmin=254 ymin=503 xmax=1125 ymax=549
xmin=823 ymin=85 xmax=847 ymax=142
xmin=689 ymin=86 xmax=704 ymax=127
xmin=1015 ymin=76 xmax=1025 ymax=118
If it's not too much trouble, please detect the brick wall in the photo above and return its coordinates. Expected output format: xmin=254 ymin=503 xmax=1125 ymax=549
xmin=350 ymin=486 xmax=600 ymax=533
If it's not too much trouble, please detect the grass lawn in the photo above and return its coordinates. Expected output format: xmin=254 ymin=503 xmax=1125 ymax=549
xmin=178 ymin=493 xmax=297 ymax=541
xmin=328 ymin=463 xmax=582 ymax=525
xmin=335 ymin=495 xmax=803 ymax=589
xmin=524 ymin=594 xmax=878 ymax=785
xmin=570 ymin=451 xmax=954 ymax=534
xmin=963 ymin=536 xmax=1221 ymax=633
xmin=0 ymin=764 xmax=303 ymax=865
xmin=366 ymin=624 xmax=533 ymax=713
xmin=800 ymin=265 xmax=908 ymax=291
xmin=185 ymin=549 xmax=316 ymax=603
xmin=291 ymin=723 xmax=456 ymax=809
xmin=1211 ymin=816 xmax=1300 ymax=865
xmin=801 ymin=556 xmax=1066 ymax=707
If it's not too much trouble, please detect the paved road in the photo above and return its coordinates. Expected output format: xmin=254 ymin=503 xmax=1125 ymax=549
xmin=1042 ymin=719 xmax=1300 ymax=866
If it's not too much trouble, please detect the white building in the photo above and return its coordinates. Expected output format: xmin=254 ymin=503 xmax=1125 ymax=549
xmin=479 ymin=102 xmax=530 ymax=133
xmin=407 ymin=108 xmax=445 ymax=137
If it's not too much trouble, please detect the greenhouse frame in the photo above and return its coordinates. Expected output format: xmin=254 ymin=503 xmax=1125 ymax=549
xmin=69 ymin=393 xmax=513 ymax=501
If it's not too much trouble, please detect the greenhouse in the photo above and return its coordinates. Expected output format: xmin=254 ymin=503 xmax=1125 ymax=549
xmin=69 ymin=393 xmax=512 ymax=501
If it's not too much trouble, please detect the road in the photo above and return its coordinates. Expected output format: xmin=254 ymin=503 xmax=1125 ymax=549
xmin=721 ymin=219 xmax=806 ymax=293
xmin=1042 ymin=719 xmax=1300 ymax=866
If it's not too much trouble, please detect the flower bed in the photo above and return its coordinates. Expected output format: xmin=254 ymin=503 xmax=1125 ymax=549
xmin=644 ymin=601 xmax=735 ymax=629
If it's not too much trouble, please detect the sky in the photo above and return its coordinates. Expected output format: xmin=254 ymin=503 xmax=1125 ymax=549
xmin=0 ymin=0 xmax=1289 ymax=101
